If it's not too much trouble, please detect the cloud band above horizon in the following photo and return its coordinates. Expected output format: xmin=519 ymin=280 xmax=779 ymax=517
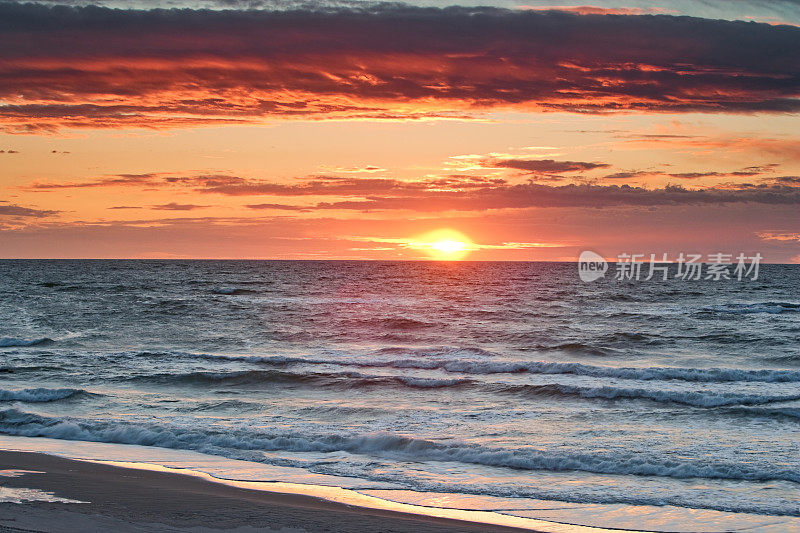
xmin=2 ymin=3 xmax=800 ymax=132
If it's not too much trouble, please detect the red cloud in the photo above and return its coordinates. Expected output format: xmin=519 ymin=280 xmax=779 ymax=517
xmin=2 ymin=4 xmax=799 ymax=132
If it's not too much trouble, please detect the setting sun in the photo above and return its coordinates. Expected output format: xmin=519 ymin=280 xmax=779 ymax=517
xmin=412 ymin=229 xmax=474 ymax=260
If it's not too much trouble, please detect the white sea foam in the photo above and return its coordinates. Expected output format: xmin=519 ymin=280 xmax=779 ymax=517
xmin=1 ymin=408 xmax=797 ymax=485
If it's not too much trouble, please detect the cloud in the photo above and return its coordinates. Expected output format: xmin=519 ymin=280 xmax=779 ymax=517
xmin=245 ymin=203 xmax=311 ymax=211
xmin=2 ymin=200 xmax=799 ymax=260
xmin=757 ymin=230 xmax=800 ymax=241
xmin=481 ymin=158 xmax=610 ymax=173
xmin=197 ymin=174 xmax=800 ymax=210
xmin=195 ymin=175 xmax=510 ymax=197
xmin=307 ymin=183 xmax=800 ymax=211
xmin=150 ymin=203 xmax=211 ymax=211
xmin=28 ymin=173 xmax=164 ymax=189
xmin=603 ymin=171 xmax=652 ymax=179
xmin=624 ymin=136 xmax=800 ymax=163
xmin=22 ymin=170 xmax=800 ymax=213
xmin=602 ymin=164 xmax=782 ymax=180
xmin=0 ymin=204 xmax=59 ymax=217
xmin=770 ymin=175 xmax=800 ymax=185
xmin=2 ymin=4 xmax=800 ymax=132
xmin=322 ymin=165 xmax=386 ymax=173
xmin=346 ymin=234 xmax=569 ymax=250
xmin=26 ymin=172 xmax=487 ymax=195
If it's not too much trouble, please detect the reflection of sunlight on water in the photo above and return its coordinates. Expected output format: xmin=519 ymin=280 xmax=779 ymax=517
xmin=359 ymin=490 xmax=800 ymax=533
xmin=0 ymin=470 xmax=87 ymax=504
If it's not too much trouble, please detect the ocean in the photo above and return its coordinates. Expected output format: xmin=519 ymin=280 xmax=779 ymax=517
xmin=1 ymin=260 xmax=798 ymax=531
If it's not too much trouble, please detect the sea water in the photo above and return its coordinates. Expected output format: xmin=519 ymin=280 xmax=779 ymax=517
xmin=0 ymin=260 xmax=798 ymax=531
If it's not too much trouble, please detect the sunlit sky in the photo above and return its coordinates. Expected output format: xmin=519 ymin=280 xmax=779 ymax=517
xmin=1 ymin=0 xmax=799 ymax=260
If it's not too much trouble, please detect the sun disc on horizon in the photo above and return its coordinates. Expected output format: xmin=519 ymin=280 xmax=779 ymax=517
xmin=412 ymin=229 xmax=474 ymax=260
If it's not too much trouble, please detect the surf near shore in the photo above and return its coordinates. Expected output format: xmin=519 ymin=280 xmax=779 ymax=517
xmin=1 ymin=449 xmax=602 ymax=533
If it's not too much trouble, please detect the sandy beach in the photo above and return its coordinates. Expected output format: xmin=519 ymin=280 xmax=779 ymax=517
xmin=0 ymin=450 xmax=545 ymax=533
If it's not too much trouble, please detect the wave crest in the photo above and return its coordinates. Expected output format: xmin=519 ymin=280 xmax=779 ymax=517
xmin=0 ymin=388 xmax=92 ymax=403
xmin=0 ymin=337 xmax=53 ymax=348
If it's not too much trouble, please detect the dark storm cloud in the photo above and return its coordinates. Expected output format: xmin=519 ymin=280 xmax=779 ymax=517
xmin=1 ymin=3 xmax=799 ymax=131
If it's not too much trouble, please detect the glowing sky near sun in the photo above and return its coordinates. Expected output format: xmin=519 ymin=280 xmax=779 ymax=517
xmin=1 ymin=0 xmax=799 ymax=261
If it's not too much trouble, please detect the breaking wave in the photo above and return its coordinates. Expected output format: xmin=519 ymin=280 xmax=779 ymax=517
xmin=0 ymin=388 xmax=93 ymax=403
xmin=0 ymin=408 xmax=797 ymax=486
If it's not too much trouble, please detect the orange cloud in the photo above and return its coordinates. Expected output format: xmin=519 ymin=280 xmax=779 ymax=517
xmin=2 ymin=4 xmax=800 ymax=132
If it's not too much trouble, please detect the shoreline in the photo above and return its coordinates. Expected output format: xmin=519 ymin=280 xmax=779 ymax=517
xmin=0 ymin=449 xmax=623 ymax=533
xmin=1 ymin=436 xmax=797 ymax=532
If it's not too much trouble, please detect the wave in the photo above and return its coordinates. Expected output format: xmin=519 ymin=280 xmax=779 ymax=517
xmin=179 ymin=400 xmax=263 ymax=412
xmin=703 ymin=302 xmax=800 ymax=314
xmin=0 ymin=388 xmax=92 ymax=403
xmin=768 ymin=353 xmax=800 ymax=364
xmin=536 ymin=342 xmax=614 ymax=356
xmin=1 ymin=408 xmax=797 ymax=486
xmin=721 ymin=406 xmax=800 ymax=421
xmin=0 ymin=337 xmax=53 ymax=348
xmin=0 ymin=365 xmax=64 ymax=374
xmin=128 ymin=369 xmax=471 ymax=390
xmin=124 ymin=366 xmax=800 ymax=408
xmin=600 ymin=332 xmax=655 ymax=343
xmin=370 ymin=359 xmax=800 ymax=383
xmin=154 ymin=350 xmax=800 ymax=384
xmin=497 ymin=383 xmax=800 ymax=408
